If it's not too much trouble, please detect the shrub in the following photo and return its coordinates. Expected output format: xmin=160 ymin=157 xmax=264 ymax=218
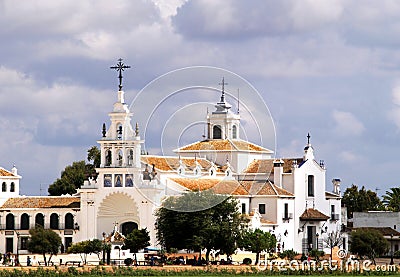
xmin=279 ymin=249 xmax=298 ymax=260
xmin=124 ymin=258 xmax=133 ymax=266
xmin=242 ymin=257 xmax=252 ymax=265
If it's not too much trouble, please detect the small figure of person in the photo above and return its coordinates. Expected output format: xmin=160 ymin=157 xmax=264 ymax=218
xmin=27 ymin=256 xmax=31 ymax=266
xmin=32 ymin=256 xmax=37 ymax=266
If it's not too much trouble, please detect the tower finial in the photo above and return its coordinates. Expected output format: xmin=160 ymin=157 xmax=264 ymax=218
xmin=102 ymin=123 xmax=106 ymax=137
xmin=307 ymin=132 xmax=311 ymax=145
xmin=135 ymin=122 xmax=139 ymax=137
xmin=237 ymin=88 xmax=240 ymax=114
xmin=218 ymin=77 xmax=228 ymax=103
xmin=110 ymin=58 xmax=131 ymax=90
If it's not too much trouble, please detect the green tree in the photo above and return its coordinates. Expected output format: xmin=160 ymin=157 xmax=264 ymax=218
xmin=238 ymin=228 xmax=277 ymax=265
xmin=342 ymin=185 xmax=383 ymax=218
xmin=350 ymin=228 xmax=389 ymax=264
xmin=27 ymin=225 xmax=61 ymax=266
xmin=155 ymin=191 xmax=247 ymax=263
xmin=67 ymin=239 xmax=103 ymax=264
xmin=87 ymin=146 xmax=101 ymax=168
xmin=383 ymin=187 xmax=400 ymax=211
xmin=48 ymin=146 xmax=100 ymax=195
xmin=123 ymin=228 xmax=151 ymax=253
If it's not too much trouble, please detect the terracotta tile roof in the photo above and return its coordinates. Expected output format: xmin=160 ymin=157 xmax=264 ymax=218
xmin=141 ymin=156 xmax=216 ymax=172
xmin=170 ymin=178 xmax=248 ymax=195
xmin=300 ymin=208 xmax=330 ymax=221
xmin=0 ymin=168 xmax=15 ymax=177
xmin=175 ymin=139 xmax=273 ymax=153
xmin=260 ymin=218 xmax=277 ymax=225
xmin=241 ymin=181 xmax=294 ymax=196
xmin=243 ymin=158 xmax=304 ymax=174
xmin=352 ymin=227 xmax=400 ymax=236
xmin=0 ymin=197 xmax=80 ymax=209
xmin=169 ymin=178 xmax=293 ymax=197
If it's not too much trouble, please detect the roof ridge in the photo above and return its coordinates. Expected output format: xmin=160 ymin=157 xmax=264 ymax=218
xmin=227 ymin=138 xmax=240 ymax=151
xmin=268 ymin=181 xmax=279 ymax=195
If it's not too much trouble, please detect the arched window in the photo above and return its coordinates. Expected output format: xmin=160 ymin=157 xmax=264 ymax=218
xmin=232 ymin=125 xmax=237 ymax=139
xmin=2 ymin=182 xmax=6 ymax=192
xmin=105 ymin=149 xmax=112 ymax=166
xmin=20 ymin=213 xmax=30 ymax=230
xmin=10 ymin=182 xmax=15 ymax=192
xmin=213 ymin=125 xmax=222 ymax=139
xmin=50 ymin=213 xmax=59 ymax=229
xmin=65 ymin=213 xmax=74 ymax=229
xmin=117 ymin=149 xmax=123 ymax=166
xmin=127 ymin=149 xmax=134 ymax=166
xmin=35 ymin=213 xmax=44 ymax=227
xmin=6 ymin=214 xmax=14 ymax=230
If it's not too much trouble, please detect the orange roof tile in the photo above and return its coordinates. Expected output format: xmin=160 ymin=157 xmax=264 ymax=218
xmin=300 ymin=208 xmax=329 ymax=221
xmin=243 ymin=158 xmax=304 ymax=174
xmin=141 ymin=156 xmax=216 ymax=172
xmin=1 ymin=197 xmax=80 ymax=209
xmin=241 ymin=181 xmax=293 ymax=196
xmin=169 ymin=178 xmax=293 ymax=197
xmin=176 ymin=139 xmax=273 ymax=153
xmin=260 ymin=218 xmax=277 ymax=225
xmin=170 ymin=178 xmax=248 ymax=195
xmin=0 ymin=168 xmax=15 ymax=177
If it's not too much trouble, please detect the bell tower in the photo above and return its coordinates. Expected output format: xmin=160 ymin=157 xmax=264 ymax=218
xmin=207 ymin=77 xmax=241 ymax=140
xmin=96 ymin=59 xmax=144 ymax=188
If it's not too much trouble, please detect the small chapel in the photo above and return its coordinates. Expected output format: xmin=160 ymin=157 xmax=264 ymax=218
xmin=0 ymin=61 xmax=343 ymax=257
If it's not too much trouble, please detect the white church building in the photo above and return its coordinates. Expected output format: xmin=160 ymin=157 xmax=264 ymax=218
xmin=0 ymin=66 xmax=343 ymax=257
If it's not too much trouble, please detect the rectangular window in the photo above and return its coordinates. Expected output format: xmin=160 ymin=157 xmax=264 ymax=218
xmin=331 ymin=205 xmax=338 ymax=220
xmin=284 ymin=203 xmax=289 ymax=219
xmin=104 ymin=174 xmax=112 ymax=187
xmin=259 ymin=204 xmax=266 ymax=214
xmin=241 ymin=203 xmax=246 ymax=214
xmin=125 ymin=174 xmax=133 ymax=187
xmin=307 ymin=175 xmax=314 ymax=197
xmin=20 ymin=237 xmax=28 ymax=250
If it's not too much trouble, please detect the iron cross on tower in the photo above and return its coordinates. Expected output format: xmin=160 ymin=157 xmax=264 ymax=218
xmin=110 ymin=58 xmax=131 ymax=90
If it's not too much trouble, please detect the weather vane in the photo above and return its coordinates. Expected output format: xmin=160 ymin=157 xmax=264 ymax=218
xmin=110 ymin=58 xmax=131 ymax=90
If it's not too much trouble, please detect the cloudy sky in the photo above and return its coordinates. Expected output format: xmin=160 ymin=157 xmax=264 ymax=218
xmin=1 ymin=0 xmax=400 ymax=196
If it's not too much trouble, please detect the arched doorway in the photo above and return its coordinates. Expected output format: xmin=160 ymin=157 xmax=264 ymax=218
xmin=121 ymin=222 xmax=138 ymax=236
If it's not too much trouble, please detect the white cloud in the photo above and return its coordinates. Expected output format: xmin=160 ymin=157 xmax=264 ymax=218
xmin=332 ymin=110 xmax=365 ymax=136
xmin=339 ymin=150 xmax=360 ymax=163
xmin=389 ymin=84 xmax=400 ymax=129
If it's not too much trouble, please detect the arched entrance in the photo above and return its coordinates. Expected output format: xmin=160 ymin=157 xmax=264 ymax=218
xmin=121 ymin=222 xmax=138 ymax=236
xmin=97 ymin=192 xmax=140 ymax=238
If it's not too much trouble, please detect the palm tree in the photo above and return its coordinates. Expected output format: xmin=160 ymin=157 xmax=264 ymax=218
xmin=383 ymin=187 xmax=400 ymax=211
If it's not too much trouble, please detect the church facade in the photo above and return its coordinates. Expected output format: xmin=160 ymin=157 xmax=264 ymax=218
xmin=0 ymin=69 xmax=343 ymax=257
